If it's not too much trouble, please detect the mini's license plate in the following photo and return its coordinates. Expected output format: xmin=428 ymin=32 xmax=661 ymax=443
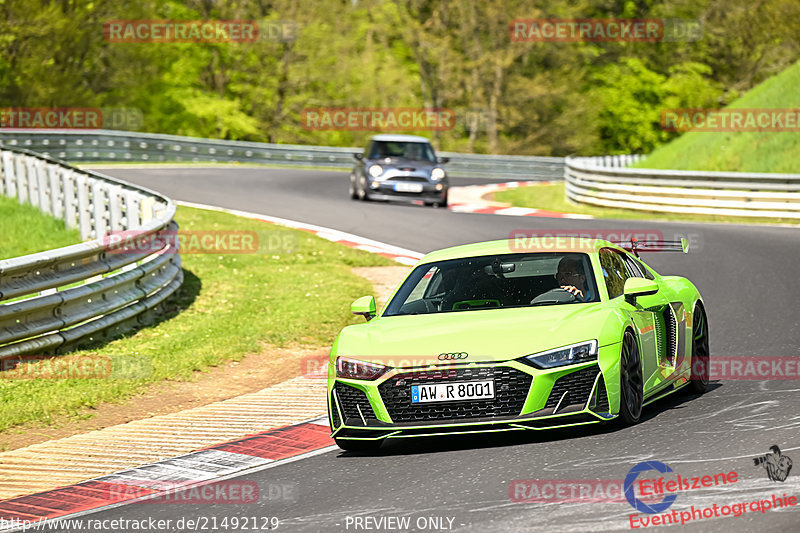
xmin=411 ymin=380 xmax=495 ymax=403
xmin=393 ymin=182 xmax=424 ymax=193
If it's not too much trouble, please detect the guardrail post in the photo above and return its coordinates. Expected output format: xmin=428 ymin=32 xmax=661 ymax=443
xmin=25 ymin=156 xmax=39 ymax=208
xmin=48 ymin=165 xmax=63 ymax=219
xmin=15 ymin=154 xmax=27 ymax=204
xmin=91 ymin=180 xmax=108 ymax=239
xmin=36 ymin=159 xmax=51 ymax=215
xmin=76 ymin=173 xmax=91 ymax=240
xmin=123 ymin=190 xmax=141 ymax=229
xmin=63 ymin=169 xmax=78 ymax=230
xmin=1 ymin=152 xmax=15 ymax=197
xmin=108 ymin=185 xmax=124 ymax=231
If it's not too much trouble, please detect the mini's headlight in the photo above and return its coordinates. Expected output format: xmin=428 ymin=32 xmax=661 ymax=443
xmin=431 ymin=168 xmax=446 ymax=180
xmin=368 ymin=165 xmax=383 ymax=178
xmin=524 ymin=340 xmax=598 ymax=369
xmin=336 ymin=357 xmax=389 ymax=380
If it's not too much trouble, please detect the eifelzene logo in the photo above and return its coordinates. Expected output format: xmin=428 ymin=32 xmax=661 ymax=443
xmin=438 ymin=352 xmax=469 ymax=360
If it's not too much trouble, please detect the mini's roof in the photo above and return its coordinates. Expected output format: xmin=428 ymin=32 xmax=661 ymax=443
xmin=370 ymin=134 xmax=432 ymax=143
xmin=418 ymin=238 xmax=625 ymax=264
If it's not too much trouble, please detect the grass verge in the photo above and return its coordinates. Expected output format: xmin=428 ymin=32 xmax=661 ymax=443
xmin=633 ymin=61 xmax=800 ymax=173
xmin=0 ymin=195 xmax=82 ymax=259
xmin=493 ymin=182 xmax=799 ymax=225
xmin=0 ymin=205 xmax=394 ymax=434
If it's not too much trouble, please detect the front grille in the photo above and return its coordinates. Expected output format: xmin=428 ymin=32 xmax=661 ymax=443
xmin=545 ymin=366 xmax=600 ymax=411
xmin=378 ymin=366 xmax=532 ymax=423
xmin=334 ymin=382 xmax=376 ymax=425
xmin=386 ymin=176 xmax=428 ymax=182
xmin=329 ymin=391 xmax=341 ymax=428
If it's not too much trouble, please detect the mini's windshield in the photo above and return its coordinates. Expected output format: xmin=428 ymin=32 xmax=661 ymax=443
xmin=368 ymin=141 xmax=436 ymax=162
xmin=383 ymin=253 xmax=599 ymax=316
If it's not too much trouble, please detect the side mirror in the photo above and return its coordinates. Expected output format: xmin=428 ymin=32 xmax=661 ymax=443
xmin=437 ymin=156 xmax=450 ymax=164
xmin=351 ymin=295 xmax=376 ymax=321
xmin=353 ymin=153 xmax=364 ymax=160
xmin=623 ymin=278 xmax=659 ymax=306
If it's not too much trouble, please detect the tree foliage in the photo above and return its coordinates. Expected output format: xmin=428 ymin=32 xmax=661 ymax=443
xmin=0 ymin=0 xmax=797 ymax=155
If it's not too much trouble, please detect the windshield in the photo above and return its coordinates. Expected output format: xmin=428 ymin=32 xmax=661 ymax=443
xmin=368 ymin=141 xmax=436 ymax=162
xmin=383 ymin=253 xmax=599 ymax=316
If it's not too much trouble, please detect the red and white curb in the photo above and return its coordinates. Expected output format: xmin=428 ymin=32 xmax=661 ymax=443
xmin=0 ymin=418 xmax=334 ymax=530
xmin=449 ymin=181 xmax=594 ymax=219
xmin=177 ymin=201 xmax=424 ymax=265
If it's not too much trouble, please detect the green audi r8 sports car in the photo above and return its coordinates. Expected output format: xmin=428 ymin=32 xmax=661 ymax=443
xmin=327 ymin=237 xmax=709 ymax=451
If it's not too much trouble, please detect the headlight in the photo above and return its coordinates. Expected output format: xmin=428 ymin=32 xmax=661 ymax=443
xmin=336 ymin=357 xmax=389 ymax=380
xmin=431 ymin=168 xmax=446 ymax=180
xmin=368 ymin=165 xmax=383 ymax=178
xmin=524 ymin=340 xmax=598 ymax=369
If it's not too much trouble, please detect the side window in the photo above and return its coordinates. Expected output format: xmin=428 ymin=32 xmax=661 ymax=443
xmin=599 ymin=249 xmax=630 ymax=299
xmin=634 ymin=257 xmax=656 ymax=280
xmin=621 ymin=254 xmax=644 ymax=278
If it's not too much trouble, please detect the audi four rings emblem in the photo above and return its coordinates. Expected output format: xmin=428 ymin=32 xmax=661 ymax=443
xmin=438 ymin=352 xmax=469 ymax=360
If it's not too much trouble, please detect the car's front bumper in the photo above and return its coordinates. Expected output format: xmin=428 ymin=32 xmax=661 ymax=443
xmin=366 ymin=180 xmax=447 ymax=203
xmin=328 ymin=344 xmax=622 ymax=442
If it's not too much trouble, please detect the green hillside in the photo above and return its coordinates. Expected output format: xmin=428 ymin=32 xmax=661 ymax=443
xmin=634 ymin=61 xmax=800 ymax=173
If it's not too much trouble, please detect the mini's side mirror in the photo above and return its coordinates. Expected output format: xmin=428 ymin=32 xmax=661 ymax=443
xmin=623 ymin=278 xmax=659 ymax=306
xmin=353 ymin=153 xmax=364 ymax=160
xmin=437 ymin=156 xmax=450 ymax=164
xmin=351 ymin=295 xmax=376 ymax=321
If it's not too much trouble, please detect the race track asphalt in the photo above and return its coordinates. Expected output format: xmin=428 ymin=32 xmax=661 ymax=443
xmin=64 ymin=166 xmax=799 ymax=533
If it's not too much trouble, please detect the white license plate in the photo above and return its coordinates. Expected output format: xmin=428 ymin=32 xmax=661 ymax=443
xmin=411 ymin=380 xmax=495 ymax=403
xmin=393 ymin=182 xmax=424 ymax=193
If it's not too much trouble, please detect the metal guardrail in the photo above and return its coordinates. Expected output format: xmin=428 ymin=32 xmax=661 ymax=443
xmin=565 ymin=155 xmax=800 ymax=219
xmin=0 ymin=147 xmax=183 ymax=358
xmin=0 ymin=130 xmax=565 ymax=181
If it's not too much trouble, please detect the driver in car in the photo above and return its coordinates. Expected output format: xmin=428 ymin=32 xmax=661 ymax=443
xmin=556 ymin=257 xmax=592 ymax=301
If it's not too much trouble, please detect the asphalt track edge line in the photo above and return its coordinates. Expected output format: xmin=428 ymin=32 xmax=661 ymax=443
xmin=175 ymin=200 xmax=425 ymax=261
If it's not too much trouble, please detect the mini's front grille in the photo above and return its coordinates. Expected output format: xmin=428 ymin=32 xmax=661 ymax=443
xmin=545 ymin=366 xmax=600 ymax=411
xmin=386 ymin=176 xmax=428 ymax=182
xmin=334 ymin=382 xmax=376 ymax=424
xmin=378 ymin=366 xmax=532 ymax=423
xmin=329 ymin=391 xmax=341 ymax=428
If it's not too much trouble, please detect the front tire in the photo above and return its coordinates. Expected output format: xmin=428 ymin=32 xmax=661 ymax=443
xmin=334 ymin=438 xmax=382 ymax=452
xmin=357 ymin=177 xmax=370 ymax=201
xmin=689 ymin=304 xmax=710 ymax=393
xmin=618 ymin=329 xmax=643 ymax=425
xmin=349 ymin=176 xmax=358 ymax=199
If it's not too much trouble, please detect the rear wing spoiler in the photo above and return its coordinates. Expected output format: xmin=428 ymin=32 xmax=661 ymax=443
xmin=613 ymin=238 xmax=689 ymax=257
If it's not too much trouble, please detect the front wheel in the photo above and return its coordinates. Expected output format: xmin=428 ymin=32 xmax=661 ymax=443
xmin=349 ymin=176 xmax=358 ymax=199
xmin=689 ymin=304 xmax=709 ymax=393
xmin=357 ymin=177 xmax=370 ymax=201
xmin=334 ymin=438 xmax=382 ymax=452
xmin=618 ymin=329 xmax=643 ymax=425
